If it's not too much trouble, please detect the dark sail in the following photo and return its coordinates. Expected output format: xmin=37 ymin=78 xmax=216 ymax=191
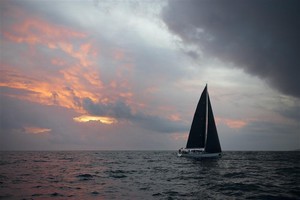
xmin=205 ymin=94 xmax=222 ymax=153
xmin=186 ymin=86 xmax=207 ymax=148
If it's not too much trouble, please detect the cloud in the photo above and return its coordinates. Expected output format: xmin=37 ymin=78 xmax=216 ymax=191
xmin=162 ymin=0 xmax=300 ymax=98
xmin=1 ymin=0 xmax=298 ymax=151
xmin=243 ymin=120 xmax=299 ymax=150
xmin=83 ymin=98 xmax=188 ymax=133
xmin=1 ymin=0 xmax=188 ymax=114
xmin=0 ymin=3 xmax=104 ymax=113
xmin=23 ymin=126 xmax=51 ymax=134
xmin=276 ymin=100 xmax=300 ymax=123
xmin=216 ymin=117 xmax=247 ymax=129
xmin=0 ymin=94 xmax=186 ymax=150
xmin=73 ymin=115 xmax=117 ymax=124
xmin=217 ymin=118 xmax=299 ymax=151
xmin=0 ymin=94 xmax=103 ymax=150
xmin=0 ymin=93 xmax=75 ymax=132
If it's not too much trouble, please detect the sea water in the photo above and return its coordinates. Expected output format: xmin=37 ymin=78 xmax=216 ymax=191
xmin=0 ymin=151 xmax=299 ymax=199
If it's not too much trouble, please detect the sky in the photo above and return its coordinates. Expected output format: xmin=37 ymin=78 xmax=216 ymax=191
xmin=0 ymin=0 xmax=299 ymax=151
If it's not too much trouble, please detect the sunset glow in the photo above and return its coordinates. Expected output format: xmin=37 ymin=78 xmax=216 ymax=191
xmin=24 ymin=126 xmax=51 ymax=134
xmin=1 ymin=0 xmax=298 ymax=151
xmin=73 ymin=115 xmax=117 ymax=124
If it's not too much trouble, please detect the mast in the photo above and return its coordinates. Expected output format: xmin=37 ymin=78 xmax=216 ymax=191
xmin=204 ymin=84 xmax=208 ymax=147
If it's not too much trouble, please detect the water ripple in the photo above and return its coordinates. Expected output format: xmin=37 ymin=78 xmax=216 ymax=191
xmin=0 ymin=151 xmax=299 ymax=199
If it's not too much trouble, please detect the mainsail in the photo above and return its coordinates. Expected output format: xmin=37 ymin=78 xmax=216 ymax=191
xmin=185 ymin=85 xmax=221 ymax=153
xmin=186 ymin=86 xmax=207 ymax=148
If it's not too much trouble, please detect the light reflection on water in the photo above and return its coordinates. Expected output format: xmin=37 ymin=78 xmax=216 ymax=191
xmin=0 ymin=151 xmax=299 ymax=199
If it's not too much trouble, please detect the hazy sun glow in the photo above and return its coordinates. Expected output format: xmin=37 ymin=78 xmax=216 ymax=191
xmin=73 ymin=115 xmax=117 ymax=124
xmin=24 ymin=126 xmax=51 ymax=134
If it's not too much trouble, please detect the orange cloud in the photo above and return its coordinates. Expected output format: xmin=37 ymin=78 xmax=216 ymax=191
xmin=3 ymin=16 xmax=86 ymax=46
xmin=2 ymin=6 xmax=98 ymax=70
xmin=0 ymin=64 xmax=103 ymax=113
xmin=24 ymin=126 xmax=51 ymax=134
xmin=0 ymin=6 xmax=105 ymax=113
xmin=74 ymin=115 xmax=117 ymax=124
xmin=1 ymin=6 xmax=138 ymax=118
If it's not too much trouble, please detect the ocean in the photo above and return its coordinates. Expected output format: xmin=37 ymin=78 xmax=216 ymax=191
xmin=0 ymin=151 xmax=299 ymax=199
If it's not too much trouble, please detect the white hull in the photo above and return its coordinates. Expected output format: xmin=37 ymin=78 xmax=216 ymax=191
xmin=177 ymin=148 xmax=221 ymax=159
xmin=178 ymin=152 xmax=221 ymax=158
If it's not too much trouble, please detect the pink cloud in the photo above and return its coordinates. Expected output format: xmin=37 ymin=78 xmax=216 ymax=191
xmin=216 ymin=117 xmax=248 ymax=129
xmin=1 ymin=4 xmax=156 ymax=129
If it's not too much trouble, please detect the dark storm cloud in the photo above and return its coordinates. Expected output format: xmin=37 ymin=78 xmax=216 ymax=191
xmin=162 ymin=0 xmax=300 ymax=98
xmin=83 ymin=98 xmax=188 ymax=133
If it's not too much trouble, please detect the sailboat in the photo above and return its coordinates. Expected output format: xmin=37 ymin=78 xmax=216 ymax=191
xmin=178 ymin=84 xmax=222 ymax=158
